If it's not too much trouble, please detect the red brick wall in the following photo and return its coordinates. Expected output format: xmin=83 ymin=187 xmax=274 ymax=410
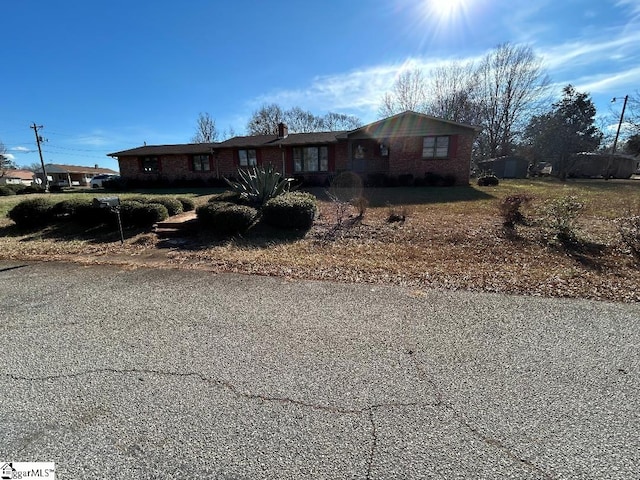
xmin=386 ymin=133 xmax=472 ymax=185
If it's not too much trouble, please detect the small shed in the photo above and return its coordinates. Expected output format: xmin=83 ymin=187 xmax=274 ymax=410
xmin=477 ymin=156 xmax=529 ymax=178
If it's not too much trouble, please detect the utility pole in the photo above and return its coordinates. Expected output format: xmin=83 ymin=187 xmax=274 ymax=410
xmin=30 ymin=123 xmax=48 ymax=191
xmin=611 ymin=95 xmax=629 ymax=155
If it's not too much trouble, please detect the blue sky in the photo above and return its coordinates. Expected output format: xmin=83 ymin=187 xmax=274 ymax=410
xmin=1 ymin=0 xmax=639 ymax=172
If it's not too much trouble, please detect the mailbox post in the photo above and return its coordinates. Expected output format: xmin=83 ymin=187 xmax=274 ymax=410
xmin=93 ymin=197 xmax=124 ymax=245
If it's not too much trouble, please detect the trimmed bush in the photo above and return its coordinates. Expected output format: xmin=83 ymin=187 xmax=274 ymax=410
xmin=132 ymin=203 xmax=169 ymax=227
xmin=477 ymin=174 xmax=499 ymax=186
xmin=442 ymin=174 xmax=457 ymax=186
xmin=262 ymin=192 xmax=317 ymax=229
xmin=196 ymin=202 xmax=257 ymax=235
xmin=208 ymin=191 xmax=250 ymax=205
xmin=146 ymin=197 xmax=183 ymax=216
xmin=0 ymin=186 xmax=17 ymax=196
xmin=21 ymin=185 xmax=45 ymax=194
xmin=7 ymin=197 xmax=55 ymax=228
xmin=48 ymin=184 xmax=63 ymax=193
xmin=424 ymin=172 xmax=443 ymax=187
xmin=52 ymin=198 xmax=112 ymax=226
xmin=5 ymin=184 xmax=27 ymax=194
xmin=118 ymin=200 xmax=168 ymax=227
xmin=176 ymin=196 xmax=196 ymax=212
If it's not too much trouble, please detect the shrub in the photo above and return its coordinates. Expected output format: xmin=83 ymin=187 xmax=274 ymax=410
xmin=617 ymin=215 xmax=640 ymax=260
xmin=477 ymin=174 xmax=499 ymax=186
xmin=442 ymin=174 xmax=457 ymax=186
xmin=7 ymin=197 xmax=55 ymax=228
xmin=500 ymin=194 xmax=533 ymax=228
xmin=53 ymin=198 xmax=112 ymax=226
xmin=132 ymin=203 xmax=169 ymax=227
xmin=176 ymin=197 xmax=196 ymax=212
xmin=398 ymin=174 xmax=414 ymax=187
xmin=146 ymin=197 xmax=183 ymax=216
xmin=350 ymin=195 xmax=369 ymax=218
xmin=208 ymin=191 xmax=249 ymax=205
xmin=424 ymin=172 xmax=443 ymax=187
xmin=0 ymin=186 xmax=16 ymax=196
xmin=118 ymin=200 xmax=168 ymax=228
xmin=224 ymin=166 xmax=292 ymax=206
xmin=21 ymin=185 xmax=45 ymax=194
xmin=262 ymin=192 xmax=318 ymax=229
xmin=542 ymin=195 xmax=584 ymax=244
xmin=5 ymin=184 xmax=27 ymax=194
xmin=196 ymin=202 xmax=258 ymax=235
xmin=48 ymin=184 xmax=63 ymax=193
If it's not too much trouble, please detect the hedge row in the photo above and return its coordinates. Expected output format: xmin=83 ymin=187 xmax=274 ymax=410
xmin=6 ymin=195 xmax=188 ymax=230
xmin=0 ymin=184 xmax=45 ymax=196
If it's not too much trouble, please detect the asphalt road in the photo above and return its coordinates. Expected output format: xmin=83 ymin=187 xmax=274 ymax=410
xmin=0 ymin=261 xmax=638 ymax=479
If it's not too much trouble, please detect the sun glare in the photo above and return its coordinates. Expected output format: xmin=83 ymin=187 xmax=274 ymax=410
xmin=427 ymin=0 xmax=469 ymax=20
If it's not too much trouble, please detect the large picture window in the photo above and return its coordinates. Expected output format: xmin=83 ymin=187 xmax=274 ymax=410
xmin=238 ymin=149 xmax=257 ymax=167
xmin=422 ymin=136 xmax=450 ymax=159
xmin=141 ymin=156 xmax=160 ymax=173
xmin=192 ymin=154 xmax=210 ymax=172
xmin=293 ymin=146 xmax=328 ymax=172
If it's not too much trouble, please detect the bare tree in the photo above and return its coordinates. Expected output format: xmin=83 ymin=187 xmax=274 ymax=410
xmin=284 ymin=107 xmax=324 ymax=133
xmin=378 ymin=69 xmax=428 ymax=117
xmin=476 ymin=43 xmax=549 ymax=158
xmin=246 ymin=104 xmax=285 ymax=135
xmin=322 ymin=112 xmax=362 ymax=131
xmin=247 ymin=104 xmax=362 ymax=134
xmin=0 ymin=141 xmax=16 ymax=177
xmin=191 ymin=112 xmax=219 ymax=143
xmin=424 ymin=61 xmax=481 ymax=124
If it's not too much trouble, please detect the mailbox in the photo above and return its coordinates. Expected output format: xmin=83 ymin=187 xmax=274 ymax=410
xmin=93 ymin=197 xmax=120 ymax=208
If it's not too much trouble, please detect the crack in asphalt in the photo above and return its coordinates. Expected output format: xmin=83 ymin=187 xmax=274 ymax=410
xmin=5 ymin=368 xmax=424 ymax=479
xmin=6 ymin=360 xmax=554 ymax=479
xmin=405 ymin=349 xmax=554 ymax=479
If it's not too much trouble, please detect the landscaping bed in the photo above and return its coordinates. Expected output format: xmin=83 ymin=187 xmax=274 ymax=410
xmin=1 ymin=179 xmax=639 ymax=303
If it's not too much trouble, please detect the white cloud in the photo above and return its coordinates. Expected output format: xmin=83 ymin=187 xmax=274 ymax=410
xmin=3 ymin=153 xmax=16 ymax=161
xmin=11 ymin=146 xmax=31 ymax=152
xmin=573 ymin=66 xmax=640 ymax=94
xmin=248 ymin=57 xmax=474 ymax=122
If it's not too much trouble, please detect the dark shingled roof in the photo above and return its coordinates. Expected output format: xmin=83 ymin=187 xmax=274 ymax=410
xmin=108 ymin=132 xmax=349 ymax=157
xmin=108 ymin=143 xmax=219 ymax=157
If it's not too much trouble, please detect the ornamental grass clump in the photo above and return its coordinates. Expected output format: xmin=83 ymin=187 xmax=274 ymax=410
xmin=224 ymin=166 xmax=293 ymax=206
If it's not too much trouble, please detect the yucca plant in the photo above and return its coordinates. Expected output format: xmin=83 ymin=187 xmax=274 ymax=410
xmin=224 ymin=165 xmax=293 ymax=206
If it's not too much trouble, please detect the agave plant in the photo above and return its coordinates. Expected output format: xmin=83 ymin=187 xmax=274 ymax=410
xmin=224 ymin=165 xmax=293 ymax=206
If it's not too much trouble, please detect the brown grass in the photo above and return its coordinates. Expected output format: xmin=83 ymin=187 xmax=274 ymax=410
xmin=1 ymin=179 xmax=639 ymax=302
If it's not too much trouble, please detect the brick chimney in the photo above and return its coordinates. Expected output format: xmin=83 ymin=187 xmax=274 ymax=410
xmin=277 ymin=122 xmax=288 ymax=139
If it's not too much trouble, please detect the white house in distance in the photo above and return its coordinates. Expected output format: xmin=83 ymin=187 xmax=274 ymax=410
xmin=34 ymin=163 xmax=119 ymax=187
xmin=0 ymin=169 xmax=35 ymax=186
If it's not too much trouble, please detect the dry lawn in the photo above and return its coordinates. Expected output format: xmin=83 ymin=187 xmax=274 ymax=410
xmin=1 ymin=179 xmax=639 ymax=302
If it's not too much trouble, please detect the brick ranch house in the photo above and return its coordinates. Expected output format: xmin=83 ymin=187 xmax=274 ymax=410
xmin=108 ymin=111 xmax=480 ymax=186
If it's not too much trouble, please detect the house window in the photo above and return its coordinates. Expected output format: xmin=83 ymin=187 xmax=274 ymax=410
xmin=238 ymin=149 xmax=257 ymax=167
xmin=293 ymin=146 xmax=328 ymax=172
xmin=141 ymin=156 xmax=160 ymax=173
xmin=422 ymin=136 xmax=450 ymax=159
xmin=192 ymin=154 xmax=210 ymax=172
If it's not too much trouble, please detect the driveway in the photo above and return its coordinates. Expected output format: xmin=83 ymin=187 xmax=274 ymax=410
xmin=0 ymin=261 xmax=638 ymax=479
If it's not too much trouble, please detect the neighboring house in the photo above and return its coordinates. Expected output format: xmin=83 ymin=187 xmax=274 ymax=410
xmin=34 ymin=164 xmax=119 ymax=187
xmin=109 ymin=111 xmax=480 ymax=186
xmin=0 ymin=169 xmax=35 ymax=186
xmin=477 ymin=156 xmax=530 ymax=178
